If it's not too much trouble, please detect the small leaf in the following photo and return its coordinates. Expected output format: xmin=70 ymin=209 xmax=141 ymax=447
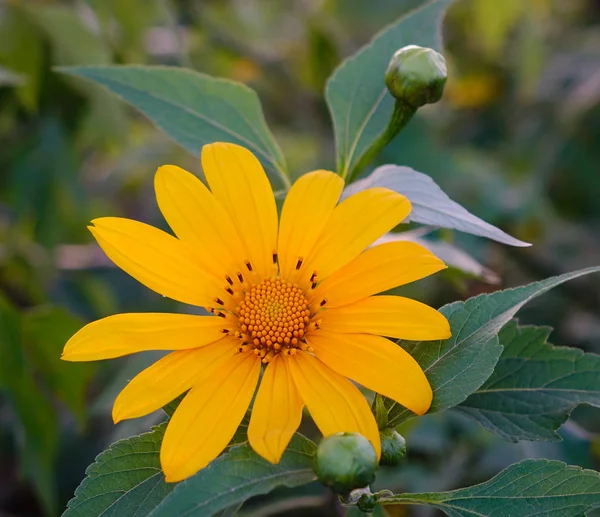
xmin=149 ymin=434 xmax=316 ymax=517
xmin=63 ymin=423 xmax=175 ymax=517
xmin=346 ymin=165 xmax=529 ymax=246
xmin=326 ymin=0 xmax=453 ymax=179
xmin=384 ymin=266 xmax=600 ymax=427
xmin=57 ymin=65 xmax=290 ymax=190
xmin=456 ymin=320 xmax=600 ymax=441
xmin=379 ymin=459 xmax=600 ymax=516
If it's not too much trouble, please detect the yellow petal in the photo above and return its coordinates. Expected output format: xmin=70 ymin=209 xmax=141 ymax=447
xmin=300 ymin=188 xmax=411 ymax=288
xmin=62 ymin=313 xmax=228 ymax=361
xmin=154 ymin=165 xmax=248 ymax=279
xmin=287 ymin=352 xmax=380 ymax=458
xmin=201 ymin=143 xmax=278 ymax=280
xmin=311 ymin=241 xmax=446 ymax=308
xmin=318 ymin=295 xmax=451 ymax=341
xmin=161 ymin=351 xmax=260 ymax=482
xmin=308 ymin=331 xmax=432 ymax=415
xmin=112 ymin=336 xmax=240 ymax=423
xmin=90 ymin=217 xmax=222 ymax=307
xmin=248 ymin=355 xmax=303 ymax=463
xmin=278 ymin=170 xmax=344 ymax=282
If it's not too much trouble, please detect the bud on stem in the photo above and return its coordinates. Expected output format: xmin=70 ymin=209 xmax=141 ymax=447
xmin=379 ymin=428 xmax=407 ymax=466
xmin=314 ymin=432 xmax=378 ymax=495
xmin=346 ymin=45 xmax=447 ymax=184
xmin=385 ymin=45 xmax=447 ymax=108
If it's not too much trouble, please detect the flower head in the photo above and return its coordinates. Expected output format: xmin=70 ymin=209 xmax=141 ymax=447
xmin=62 ymin=142 xmax=450 ymax=482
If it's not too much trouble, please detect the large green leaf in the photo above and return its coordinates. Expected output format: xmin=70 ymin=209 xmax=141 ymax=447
xmin=456 ymin=320 xmax=600 ymax=441
xmin=345 ymin=165 xmax=530 ymax=246
xmin=149 ymin=434 xmax=316 ymax=517
xmin=62 ymin=423 xmax=175 ymax=517
xmin=383 ymin=266 xmax=600 ymax=428
xmin=379 ymin=459 xmax=600 ymax=516
xmin=63 ymin=422 xmax=315 ymax=517
xmin=58 ymin=66 xmax=290 ymax=190
xmin=326 ymin=0 xmax=453 ymax=179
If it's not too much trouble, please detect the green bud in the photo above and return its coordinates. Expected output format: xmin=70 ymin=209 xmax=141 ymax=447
xmin=385 ymin=45 xmax=447 ymax=108
xmin=357 ymin=492 xmax=378 ymax=513
xmin=314 ymin=432 xmax=378 ymax=494
xmin=379 ymin=428 xmax=407 ymax=466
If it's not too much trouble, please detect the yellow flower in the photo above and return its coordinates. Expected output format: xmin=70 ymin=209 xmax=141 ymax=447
xmin=62 ymin=142 xmax=450 ymax=482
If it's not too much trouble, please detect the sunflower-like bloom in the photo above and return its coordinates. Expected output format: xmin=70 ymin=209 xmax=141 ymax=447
xmin=62 ymin=142 xmax=450 ymax=482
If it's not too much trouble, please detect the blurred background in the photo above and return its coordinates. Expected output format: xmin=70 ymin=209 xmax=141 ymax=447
xmin=1 ymin=0 xmax=600 ymax=516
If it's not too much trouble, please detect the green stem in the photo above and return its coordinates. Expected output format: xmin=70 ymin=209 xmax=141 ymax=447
xmin=345 ymin=100 xmax=417 ymax=184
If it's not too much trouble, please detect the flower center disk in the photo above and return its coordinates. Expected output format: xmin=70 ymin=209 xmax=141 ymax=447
xmin=238 ymin=278 xmax=311 ymax=362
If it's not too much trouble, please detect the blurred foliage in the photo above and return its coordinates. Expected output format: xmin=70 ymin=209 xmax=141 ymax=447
xmin=0 ymin=0 xmax=599 ymax=516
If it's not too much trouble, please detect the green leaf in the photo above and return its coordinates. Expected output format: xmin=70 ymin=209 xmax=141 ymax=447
xmin=345 ymin=165 xmax=530 ymax=246
xmin=326 ymin=0 xmax=453 ymax=179
xmin=456 ymin=320 xmax=600 ymax=442
xmin=57 ymin=65 xmax=290 ymax=190
xmin=0 ymin=297 xmax=59 ymax=517
xmin=383 ymin=266 xmax=600 ymax=428
xmin=22 ymin=307 xmax=95 ymax=425
xmin=63 ymin=423 xmax=175 ymax=517
xmin=64 ymin=420 xmax=315 ymax=517
xmin=149 ymin=434 xmax=316 ymax=517
xmin=379 ymin=459 xmax=600 ymax=516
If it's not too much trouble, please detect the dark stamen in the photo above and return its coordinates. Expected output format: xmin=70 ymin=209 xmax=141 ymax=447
xmin=296 ymin=258 xmax=303 ymax=270
xmin=221 ymin=328 xmax=230 ymax=334
xmin=310 ymin=272 xmax=317 ymax=282
xmin=320 ymin=299 xmax=327 ymax=307
xmin=272 ymin=252 xmax=278 ymax=264
xmin=226 ymin=276 xmax=234 ymax=285
xmin=237 ymin=272 xmax=244 ymax=283
xmin=311 ymin=282 xmax=317 ymax=289
xmin=215 ymin=297 xmax=224 ymax=306
xmin=225 ymin=287 xmax=234 ymax=295
xmin=245 ymin=261 xmax=253 ymax=272
xmin=217 ymin=312 xmax=226 ymax=318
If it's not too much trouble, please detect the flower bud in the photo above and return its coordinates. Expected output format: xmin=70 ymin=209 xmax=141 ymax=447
xmin=314 ymin=432 xmax=378 ymax=494
xmin=385 ymin=45 xmax=447 ymax=108
xmin=379 ymin=428 xmax=407 ymax=466
xmin=357 ymin=492 xmax=378 ymax=513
